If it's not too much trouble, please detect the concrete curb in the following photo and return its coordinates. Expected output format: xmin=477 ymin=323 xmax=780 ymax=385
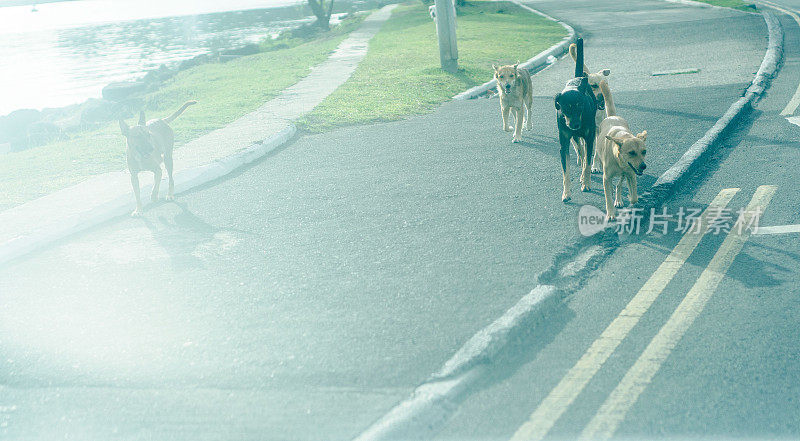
xmin=354 ymin=286 xmax=557 ymax=441
xmin=640 ymin=9 xmax=782 ymax=211
xmin=452 ymin=0 xmax=576 ymax=100
xmin=352 ymin=9 xmax=783 ymax=441
xmin=661 ymin=0 xmax=759 ymax=14
xmin=0 ymin=125 xmax=296 ymax=266
xmin=0 ymin=5 xmax=399 ymax=267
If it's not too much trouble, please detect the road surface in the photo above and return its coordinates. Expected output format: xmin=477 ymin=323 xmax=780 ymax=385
xmin=0 ymin=0 xmax=797 ymax=440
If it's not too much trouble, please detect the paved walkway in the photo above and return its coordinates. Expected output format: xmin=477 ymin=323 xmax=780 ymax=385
xmin=0 ymin=4 xmax=396 ymax=265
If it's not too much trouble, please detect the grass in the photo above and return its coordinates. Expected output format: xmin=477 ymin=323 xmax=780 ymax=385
xmin=1 ymin=2 xmax=568 ymax=210
xmin=298 ymin=1 xmax=566 ymax=132
xmin=0 ymin=15 xmax=365 ymax=211
xmin=693 ymin=0 xmax=757 ymax=11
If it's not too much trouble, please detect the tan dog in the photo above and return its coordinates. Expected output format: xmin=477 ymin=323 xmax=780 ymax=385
xmin=493 ymin=63 xmax=533 ymax=143
xmin=569 ymin=43 xmax=611 ymax=173
xmin=119 ymin=100 xmax=196 ymax=216
xmin=596 ymin=82 xmax=647 ymax=220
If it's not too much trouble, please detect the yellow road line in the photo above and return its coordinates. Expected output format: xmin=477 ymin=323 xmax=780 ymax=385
xmin=580 ymin=185 xmax=777 ymax=440
xmin=510 ymin=188 xmax=740 ymax=441
xmin=760 ymin=0 xmax=800 ymax=116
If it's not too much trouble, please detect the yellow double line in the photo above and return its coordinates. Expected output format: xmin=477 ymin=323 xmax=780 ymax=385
xmin=511 ymin=185 xmax=776 ymax=441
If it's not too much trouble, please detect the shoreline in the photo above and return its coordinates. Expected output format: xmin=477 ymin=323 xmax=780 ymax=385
xmin=0 ymin=0 xmax=75 ymax=7
xmin=0 ymin=0 xmax=384 ymax=119
xmin=0 ymin=1 xmax=388 ymax=156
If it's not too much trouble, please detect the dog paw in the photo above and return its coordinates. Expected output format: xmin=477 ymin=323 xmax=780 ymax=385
xmin=512 ymin=136 xmax=522 ymax=143
xmin=607 ymin=214 xmax=616 ymax=221
xmin=581 ymin=184 xmax=591 ymax=192
xmin=165 ymin=195 xmax=175 ymax=201
xmin=629 ymin=197 xmax=638 ymax=205
xmin=131 ymin=209 xmax=143 ymax=217
xmin=504 ymin=126 xmax=513 ymax=132
xmin=614 ymin=200 xmax=624 ymax=208
xmin=591 ymin=166 xmax=602 ymax=174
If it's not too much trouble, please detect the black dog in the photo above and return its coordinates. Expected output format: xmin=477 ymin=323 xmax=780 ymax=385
xmin=554 ymin=38 xmax=597 ymax=202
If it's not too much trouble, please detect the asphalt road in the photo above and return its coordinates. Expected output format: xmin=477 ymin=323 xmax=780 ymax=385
xmin=0 ymin=0 xmax=794 ymax=440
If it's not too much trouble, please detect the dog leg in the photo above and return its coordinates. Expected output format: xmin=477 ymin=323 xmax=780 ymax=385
xmin=130 ymin=173 xmax=143 ymax=216
xmin=614 ymin=179 xmax=624 ymax=208
xmin=559 ymin=133 xmax=571 ymax=202
xmin=512 ymin=107 xmax=523 ymax=143
xmin=627 ymin=173 xmax=639 ymax=205
xmin=164 ymin=152 xmax=175 ymax=201
xmin=581 ymin=133 xmax=594 ymax=192
xmin=151 ymin=167 xmax=162 ymax=203
xmin=502 ymin=105 xmax=512 ymax=132
xmin=591 ymin=133 xmax=602 ymax=173
xmin=603 ymin=173 xmax=616 ymax=220
xmin=525 ymin=95 xmax=533 ymax=130
xmin=572 ymin=139 xmax=582 ymax=167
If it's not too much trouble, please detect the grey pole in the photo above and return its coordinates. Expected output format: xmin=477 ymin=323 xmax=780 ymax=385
xmin=433 ymin=0 xmax=458 ymax=73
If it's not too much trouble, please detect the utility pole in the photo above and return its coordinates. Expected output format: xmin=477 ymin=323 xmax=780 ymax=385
xmin=433 ymin=0 xmax=458 ymax=73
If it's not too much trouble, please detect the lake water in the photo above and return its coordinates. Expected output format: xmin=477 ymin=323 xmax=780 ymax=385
xmin=0 ymin=0 xmax=334 ymax=115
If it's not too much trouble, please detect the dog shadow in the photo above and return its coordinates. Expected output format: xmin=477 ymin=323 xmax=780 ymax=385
xmin=138 ymin=200 xmax=242 ymax=271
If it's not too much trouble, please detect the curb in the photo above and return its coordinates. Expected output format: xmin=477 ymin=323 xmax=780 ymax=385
xmin=0 ymin=125 xmax=296 ymax=266
xmin=452 ymin=0 xmax=576 ymax=100
xmin=354 ymin=286 xmax=558 ymax=441
xmin=661 ymin=0 xmax=760 ymax=14
xmin=0 ymin=5 xmax=400 ymax=268
xmin=640 ymin=9 xmax=782 ymax=212
xmin=352 ymin=9 xmax=783 ymax=441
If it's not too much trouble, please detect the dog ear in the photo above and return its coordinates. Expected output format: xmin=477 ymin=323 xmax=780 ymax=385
xmin=554 ymin=93 xmax=561 ymax=110
xmin=138 ymin=111 xmax=146 ymax=126
xmin=602 ymin=69 xmax=610 ymax=76
xmin=513 ymin=61 xmax=520 ymax=72
xmin=492 ymin=64 xmax=499 ymax=72
xmin=636 ymin=130 xmax=647 ymax=141
xmin=119 ymin=119 xmax=129 ymax=137
xmin=605 ymin=135 xmax=624 ymax=147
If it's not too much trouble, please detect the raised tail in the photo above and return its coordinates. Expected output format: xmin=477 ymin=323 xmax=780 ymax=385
xmin=568 ymin=43 xmax=590 ymax=76
xmin=574 ymin=38 xmax=585 ymax=79
xmin=598 ymin=80 xmax=615 ymax=117
xmin=163 ymin=100 xmax=197 ymax=124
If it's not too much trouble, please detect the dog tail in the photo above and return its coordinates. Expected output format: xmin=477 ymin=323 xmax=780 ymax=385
xmin=568 ymin=43 xmax=590 ymax=76
xmin=163 ymin=100 xmax=197 ymax=124
xmin=574 ymin=38 xmax=585 ymax=79
xmin=599 ymin=80 xmax=615 ymax=117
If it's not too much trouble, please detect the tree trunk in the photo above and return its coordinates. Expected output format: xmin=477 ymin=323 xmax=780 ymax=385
xmin=308 ymin=0 xmax=334 ymax=29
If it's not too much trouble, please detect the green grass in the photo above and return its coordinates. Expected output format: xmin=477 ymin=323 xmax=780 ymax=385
xmin=0 ymin=15 xmax=365 ymax=211
xmin=1 ymin=3 xmax=567 ymax=209
xmin=298 ymin=1 xmax=566 ymax=132
xmin=694 ymin=0 xmax=757 ymax=11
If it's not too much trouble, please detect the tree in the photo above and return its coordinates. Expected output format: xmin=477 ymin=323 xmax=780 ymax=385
xmin=308 ymin=0 xmax=335 ymax=30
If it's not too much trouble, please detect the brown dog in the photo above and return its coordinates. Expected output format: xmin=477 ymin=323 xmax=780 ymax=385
xmin=596 ymin=82 xmax=648 ymax=220
xmin=493 ymin=63 xmax=533 ymax=143
xmin=119 ymin=100 xmax=196 ymax=216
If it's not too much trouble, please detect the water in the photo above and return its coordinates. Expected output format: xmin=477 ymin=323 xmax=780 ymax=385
xmin=0 ymin=0 xmax=330 ymax=115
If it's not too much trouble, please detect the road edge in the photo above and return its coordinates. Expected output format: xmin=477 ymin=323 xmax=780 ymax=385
xmin=641 ymin=9 xmax=783 ymax=210
xmin=661 ymin=0 xmax=759 ymax=13
xmin=352 ymin=9 xmax=783 ymax=441
xmin=452 ymin=0 xmax=576 ymax=100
